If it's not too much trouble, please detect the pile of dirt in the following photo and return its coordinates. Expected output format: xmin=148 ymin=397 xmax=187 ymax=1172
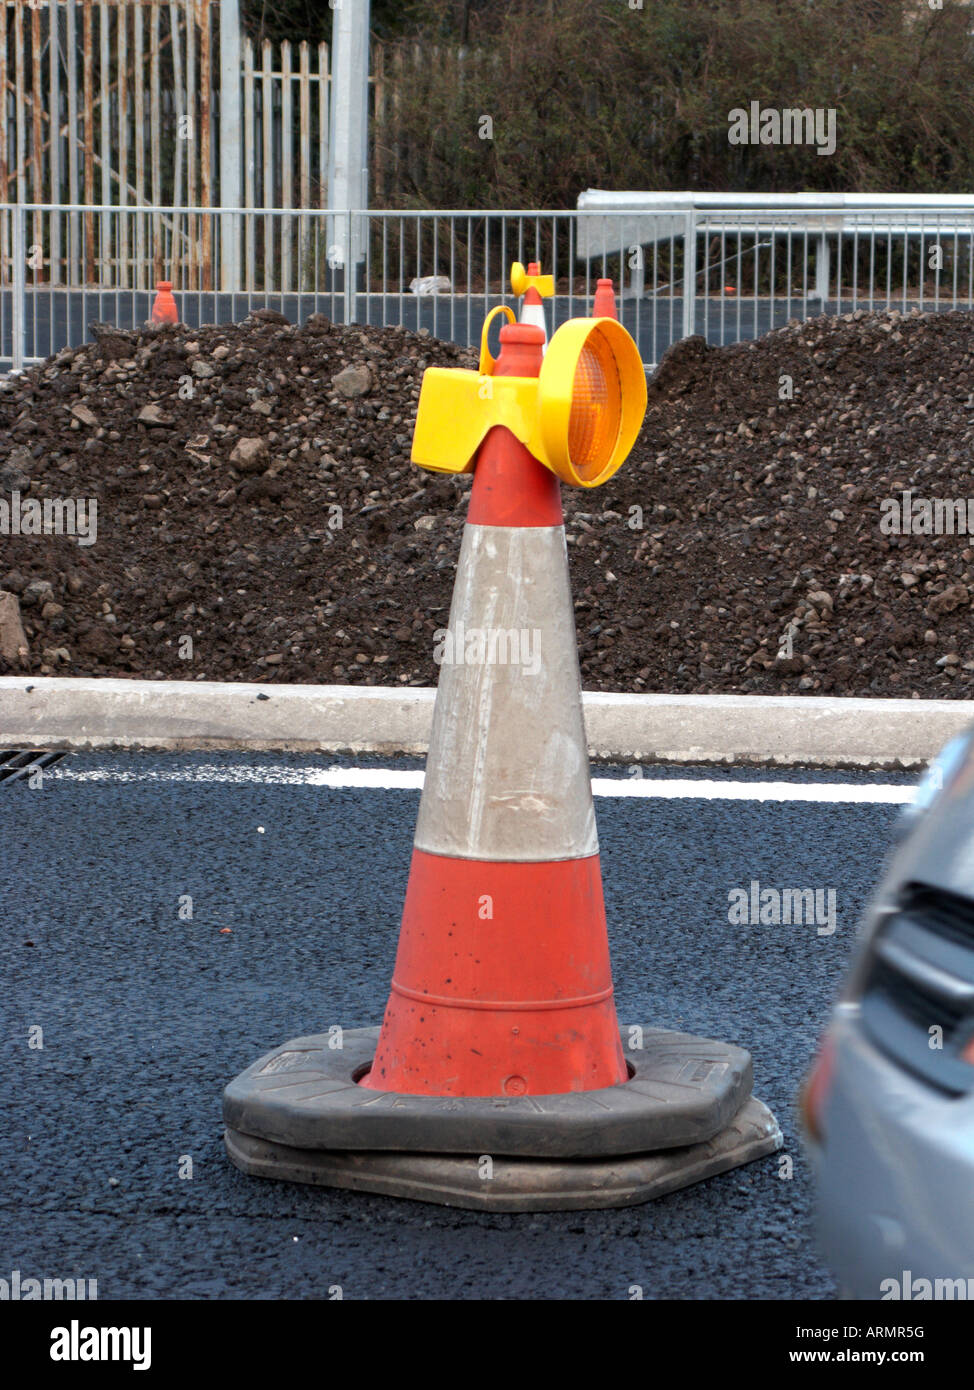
xmin=2 ymin=304 xmax=974 ymax=697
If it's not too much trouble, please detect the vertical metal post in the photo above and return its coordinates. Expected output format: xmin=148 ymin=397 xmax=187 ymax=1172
xmin=328 ymin=0 xmax=370 ymax=290
xmin=219 ymin=0 xmax=242 ymax=291
xmin=0 ymin=4 xmax=8 ymax=291
xmin=199 ymin=0 xmax=213 ymax=291
xmin=682 ymin=208 xmax=696 ymax=341
xmin=167 ymin=1 xmax=182 ymax=284
xmin=281 ymin=41 xmax=293 ymax=292
xmin=50 ymin=0 xmax=61 ymax=282
xmin=629 ymin=245 xmax=645 ymax=300
xmin=343 ymin=209 xmax=353 ymax=324
xmin=100 ymin=1 xmax=111 ymax=283
xmin=66 ymin=0 xmax=79 ymax=283
xmin=815 ymin=231 xmax=830 ymax=301
xmin=12 ymin=204 xmax=25 ymax=374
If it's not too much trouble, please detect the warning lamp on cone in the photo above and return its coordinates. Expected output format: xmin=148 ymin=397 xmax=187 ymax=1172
xmin=510 ymin=260 xmax=554 ymax=300
xmin=411 ymin=302 xmax=647 ymax=488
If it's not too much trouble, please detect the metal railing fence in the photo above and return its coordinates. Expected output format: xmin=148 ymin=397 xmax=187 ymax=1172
xmin=3 ymin=202 xmax=974 ymax=372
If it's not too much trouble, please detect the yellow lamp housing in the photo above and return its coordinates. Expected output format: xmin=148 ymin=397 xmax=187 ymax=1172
xmin=510 ymin=261 xmax=555 ymax=299
xmin=410 ymin=316 xmax=647 ymax=488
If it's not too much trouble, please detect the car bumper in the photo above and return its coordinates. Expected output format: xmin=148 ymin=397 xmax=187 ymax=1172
xmin=816 ymin=1006 xmax=974 ymax=1299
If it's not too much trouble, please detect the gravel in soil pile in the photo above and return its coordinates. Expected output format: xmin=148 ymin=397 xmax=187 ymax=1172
xmin=2 ymin=304 xmax=974 ymax=697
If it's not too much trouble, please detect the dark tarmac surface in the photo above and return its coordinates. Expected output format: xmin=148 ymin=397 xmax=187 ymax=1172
xmin=0 ymin=751 xmax=916 ymax=1300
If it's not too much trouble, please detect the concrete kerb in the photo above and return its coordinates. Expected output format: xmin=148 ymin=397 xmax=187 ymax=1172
xmin=0 ymin=676 xmax=971 ymax=768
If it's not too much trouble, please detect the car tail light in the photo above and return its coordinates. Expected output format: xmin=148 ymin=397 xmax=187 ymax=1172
xmin=799 ymin=1033 xmax=836 ymax=1145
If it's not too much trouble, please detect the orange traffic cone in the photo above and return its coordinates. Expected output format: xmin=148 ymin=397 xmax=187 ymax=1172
xmin=151 ymin=280 xmax=178 ymax=325
xmin=518 ymin=260 xmax=548 ymax=343
xmin=593 ymin=277 xmax=618 ymax=320
xmin=223 ymin=290 xmax=780 ymax=1211
xmin=361 ymin=323 xmax=627 ymax=1098
xmin=510 ymin=260 xmax=553 ymax=351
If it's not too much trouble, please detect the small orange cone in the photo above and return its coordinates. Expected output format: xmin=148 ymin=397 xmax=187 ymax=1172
xmin=510 ymin=260 xmax=554 ymax=351
xmin=519 ymin=261 xmax=548 ymax=343
xmin=593 ymin=277 xmax=618 ymax=320
xmin=361 ymin=322 xmax=627 ymax=1098
xmin=151 ymin=280 xmax=179 ymax=325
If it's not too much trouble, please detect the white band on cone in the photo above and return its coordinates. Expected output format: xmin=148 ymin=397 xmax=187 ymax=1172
xmin=519 ymin=300 xmax=548 ymax=347
xmin=415 ymin=524 xmax=598 ymax=862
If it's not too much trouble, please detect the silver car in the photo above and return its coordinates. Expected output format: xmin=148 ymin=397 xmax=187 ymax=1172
xmin=802 ymin=728 xmax=974 ymax=1300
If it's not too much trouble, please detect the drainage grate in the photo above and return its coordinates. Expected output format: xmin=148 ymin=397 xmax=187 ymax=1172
xmin=0 ymin=750 xmax=68 ymax=785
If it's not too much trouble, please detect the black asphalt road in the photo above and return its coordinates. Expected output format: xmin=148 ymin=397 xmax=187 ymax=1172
xmin=0 ymin=289 xmax=862 ymax=371
xmin=0 ymin=752 xmax=915 ymax=1300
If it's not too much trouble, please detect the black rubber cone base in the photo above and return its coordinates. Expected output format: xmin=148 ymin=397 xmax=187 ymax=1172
xmin=224 ymin=1026 xmax=760 ymax=1159
xmin=225 ymin=1096 xmax=781 ymax=1212
xmin=223 ymin=1025 xmax=781 ymax=1210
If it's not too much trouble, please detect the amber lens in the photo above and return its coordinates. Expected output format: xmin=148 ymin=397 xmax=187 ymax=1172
xmin=566 ymin=330 xmax=622 ymax=481
xmin=799 ymin=1035 xmax=836 ymax=1145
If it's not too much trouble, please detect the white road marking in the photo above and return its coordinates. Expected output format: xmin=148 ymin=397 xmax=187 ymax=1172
xmin=52 ymin=763 xmax=916 ymax=804
xmin=591 ymin=778 xmax=913 ymax=805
